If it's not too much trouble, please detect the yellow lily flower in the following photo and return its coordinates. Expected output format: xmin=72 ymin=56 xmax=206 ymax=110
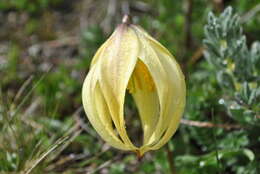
xmin=82 ymin=16 xmax=186 ymax=157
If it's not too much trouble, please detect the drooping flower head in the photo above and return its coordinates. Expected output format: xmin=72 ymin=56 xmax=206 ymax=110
xmin=82 ymin=16 xmax=186 ymax=157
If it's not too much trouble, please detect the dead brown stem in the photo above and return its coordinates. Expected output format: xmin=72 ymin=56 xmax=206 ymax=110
xmin=166 ymin=145 xmax=177 ymax=174
xmin=181 ymin=119 xmax=242 ymax=130
xmin=184 ymin=0 xmax=193 ymax=50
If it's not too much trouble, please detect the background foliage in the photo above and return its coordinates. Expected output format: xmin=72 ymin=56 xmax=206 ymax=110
xmin=0 ymin=0 xmax=259 ymax=173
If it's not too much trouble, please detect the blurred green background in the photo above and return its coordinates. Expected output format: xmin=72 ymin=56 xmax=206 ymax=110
xmin=0 ymin=0 xmax=259 ymax=173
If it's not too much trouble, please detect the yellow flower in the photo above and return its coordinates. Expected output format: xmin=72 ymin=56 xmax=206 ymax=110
xmin=82 ymin=16 xmax=186 ymax=157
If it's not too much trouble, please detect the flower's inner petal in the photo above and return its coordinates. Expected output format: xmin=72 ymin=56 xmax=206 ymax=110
xmin=127 ymin=60 xmax=155 ymax=93
xmin=127 ymin=59 xmax=160 ymax=145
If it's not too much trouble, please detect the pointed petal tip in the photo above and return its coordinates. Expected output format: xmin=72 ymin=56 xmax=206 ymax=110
xmin=122 ymin=15 xmax=132 ymax=25
xmin=134 ymin=149 xmax=144 ymax=160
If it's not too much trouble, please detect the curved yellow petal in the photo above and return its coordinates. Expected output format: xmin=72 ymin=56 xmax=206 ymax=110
xmin=132 ymin=26 xmax=186 ymax=153
xmin=146 ymin=39 xmax=185 ymax=151
xmin=82 ymin=63 xmax=129 ymax=150
xmin=82 ymin=21 xmax=186 ymax=156
xmin=98 ymin=25 xmax=139 ymax=149
xmin=128 ymin=60 xmax=160 ymax=144
xmin=133 ymin=26 xmax=170 ymax=144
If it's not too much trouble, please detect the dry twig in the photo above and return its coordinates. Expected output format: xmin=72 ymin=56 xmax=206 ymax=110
xmin=166 ymin=144 xmax=177 ymax=174
xmin=184 ymin=0 xmax=193 ymax=50
xmin=187 ymin=46 xmax=204 ymax=66
xmin=181 ymin=119 xmax=242 ymax=130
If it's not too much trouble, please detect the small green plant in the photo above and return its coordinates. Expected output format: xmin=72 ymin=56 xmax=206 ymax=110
xmin=178 ymin=6 xmax=260 ymax=174
xmin=203 ymin=7 xmax=260 ymax=125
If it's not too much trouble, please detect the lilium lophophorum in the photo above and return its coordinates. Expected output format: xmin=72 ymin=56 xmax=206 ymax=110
xmin=82 ymin=16 xmax=186 ymax=157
